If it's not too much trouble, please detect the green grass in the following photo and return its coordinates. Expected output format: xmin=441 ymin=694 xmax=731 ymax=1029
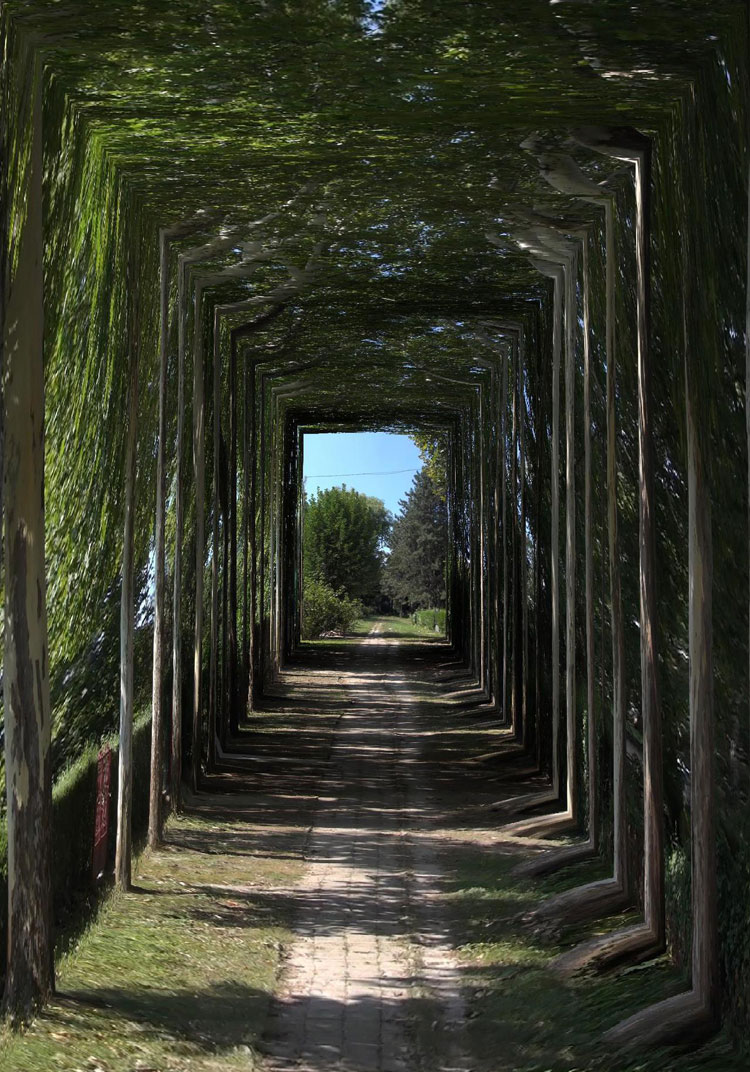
xmin=437 ymin=839 xmax=746 ymax=1072
xmin=302 ymin=614 xmax=445 ymax=642
xmin=0 ymin=809 xmax=304 ymax=1072
xmin=407 ymin=688 xmax=745 ymax=1072
xmin=353 ymin=615 xmax=445 ymax=638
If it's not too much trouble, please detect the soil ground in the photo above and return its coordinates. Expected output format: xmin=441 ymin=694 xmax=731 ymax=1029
xmin=0 ymin=623 xmax=744 ymax=1071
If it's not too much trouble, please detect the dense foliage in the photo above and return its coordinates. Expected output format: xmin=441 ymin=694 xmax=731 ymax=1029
xmin=384 ymin=469 xmax=447 ymax=611
xmin=0 ymin=0 xmax=749 ymax=1046
xmin=413 ymin=608 xmax=446 ymax=633
xmin=303 ymin=485 xmax=391 ymax=607
xmin=411 ymin=433 xmax=448 ymax=500
xmin=301 ymin=579 xmax=362 ymax=640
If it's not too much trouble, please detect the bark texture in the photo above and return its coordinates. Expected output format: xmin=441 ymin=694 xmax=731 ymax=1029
xmin=148 ymin=229 xmax=170 ymax=847
xmin=582 ymin=234 xmax=597 ymax=851
xmin=209 ymin=307 xmax=220 ymax=764
xmin=3 ymin=64 xmax=54 ymax=1016
xmin=564 ymin=251 xmax=577 ymax=820
xmin=115 ymin=247 xmax=139 ymax=891
xmin=605 ymin=200 xmax=628 ymax=894
xmin=170 ymin=255 xmax=188 ymax=812
xmin=192 ymin=285 xmax=206 ymax=791
xmin=550 ymin=268 xmax=562 ymax=799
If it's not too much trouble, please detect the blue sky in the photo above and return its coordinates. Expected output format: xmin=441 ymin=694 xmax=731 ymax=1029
xmin=303 ymin=431 xmax=422 ymax=516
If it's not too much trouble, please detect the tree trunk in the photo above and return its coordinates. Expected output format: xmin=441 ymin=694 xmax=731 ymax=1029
xmin=550 ymin=268 xmax=562 ymax=800
xmin=478 ymin=390 xmax=487 ymax=697
xmin=171 ymin=256 xmax=187 ymax=812
xmin=258 ymin=373 xmax=267 ymax=689
xmin=684 ymin=237 xmax=718 ymax=1024
xmin=492 ymin=357 xmax=502 ymax=712
xmin=229 ymin=336 xmax=238 ymax=733
xmin=747 ymin=163 xmax=750 ymax=759
xmin=209 ymin=308 xmax=220 ymax=764
xmin=520 ymin=338 xmax=529 ymax=752
xmin=116 ymin=244 xmax=139 ymax=891
xmin=510 ymin=337 xmax=519 ymax=735
xmin=582 ymin=234 xmax=597 ymax=851
xmin=192 ymin=285 xmax=206 ymax=792
xmin=221 ymin=433 xmax=230 ymax=734
xmin=534 ymin=335 xmax=544 ymax=770
xmin=552 ymin=135 xmax=662 ymax=974
xmin=3 ymin=64 xmax=54 ymax=1016
xmin=148 ymin=229 xmax=170 ymax=849
xmin=501 ymin=341 xmax=509 ymax=723
xmin=527 ymin=201 xmax=627 ymax=915
xmin=604 ymin=132 xmax=718 ymax=1046
xmin=634 ymin=145 xmax=664 ymax=948
xmin=242 ymin=345 xmax=249 ymax=717
xmin=249 ymin=353 xmax=258 ymax=710
xmin=606 ymin=200 xmax=627 ymax=892
xmin=564 ymin=250 xmax=577 ymax=820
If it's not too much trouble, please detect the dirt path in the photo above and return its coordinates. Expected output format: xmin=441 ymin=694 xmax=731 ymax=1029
xmin=261 ymin=629 xmax=470 ymax=1072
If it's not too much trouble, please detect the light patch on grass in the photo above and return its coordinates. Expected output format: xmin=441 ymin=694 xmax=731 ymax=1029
xmin=0 ymin=810 xmax=304 ymax=1072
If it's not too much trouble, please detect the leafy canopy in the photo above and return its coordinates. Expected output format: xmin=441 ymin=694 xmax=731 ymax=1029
xmin=303 ymin=485 xmax=391 ymax=606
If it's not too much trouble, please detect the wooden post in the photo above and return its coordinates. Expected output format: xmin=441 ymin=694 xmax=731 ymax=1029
xmin=116 ymin=240 xmax=139 ymax=891
xmin=3 ymin=63 xmax=54 ymax=1015
xmin=148 ymin=229 xmax=170 ymax=848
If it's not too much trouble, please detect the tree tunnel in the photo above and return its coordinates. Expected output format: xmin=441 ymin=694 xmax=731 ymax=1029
xmin=1 ymin=0 xmax=750 ymax=1064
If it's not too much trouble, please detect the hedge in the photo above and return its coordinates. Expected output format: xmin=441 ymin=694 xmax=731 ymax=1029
xmin=0 ymin=709 xmax=152 ymax=979
xmin=413 ymin=608 xmax=446 ymax=633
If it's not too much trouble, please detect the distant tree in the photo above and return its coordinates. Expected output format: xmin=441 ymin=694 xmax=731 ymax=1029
xmin=411 ymin=431 xmax=448 ymax=500
xmin=303 ymin=485 xmax=391 ymax=606
xmin=384 ymin=469 xmax=447 ymax=610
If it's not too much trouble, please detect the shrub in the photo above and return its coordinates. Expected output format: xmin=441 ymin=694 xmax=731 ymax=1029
xmin=412 ymin=608 xmax=446 ymax=633
xmin=302 ymin=579 xmax=362 ymax=639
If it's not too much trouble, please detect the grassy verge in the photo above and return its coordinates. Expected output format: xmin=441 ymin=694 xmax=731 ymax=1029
xmin=402 ymin=673 xmax=745 ymax=1072
xmin=0 ymin=807 xmax=304 ymax=1072
xmin=351 ymin=615 xmax=445 ymax=639
xmin=438 ymin=838 xmax=746 ymax=1071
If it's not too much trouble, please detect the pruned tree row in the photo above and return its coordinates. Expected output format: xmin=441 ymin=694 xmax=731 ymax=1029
xmin=0 ymin=2 xmax=746 ymax=1056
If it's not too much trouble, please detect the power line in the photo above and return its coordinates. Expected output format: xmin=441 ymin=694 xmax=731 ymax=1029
xmin=304 ymin=467 xmax=419 ymax=478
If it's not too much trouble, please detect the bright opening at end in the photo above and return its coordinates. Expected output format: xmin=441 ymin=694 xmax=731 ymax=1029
xmin=301 ymin=431 xmax=448 ymax=640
